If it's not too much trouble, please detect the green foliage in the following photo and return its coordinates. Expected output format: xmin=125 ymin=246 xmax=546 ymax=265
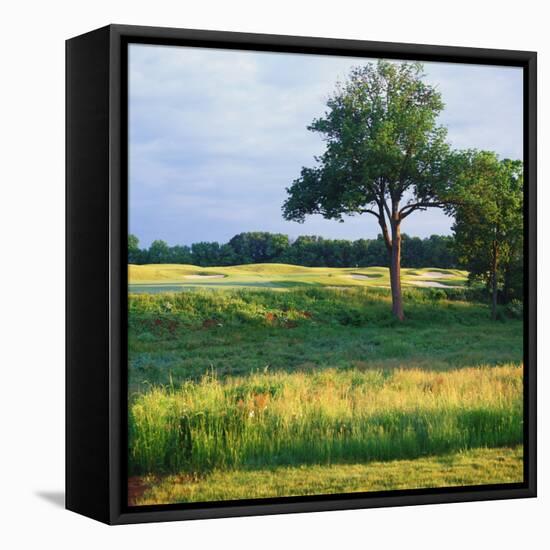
xmin=449 ymin=151 xmax=524 ymax=315
xmin=401 ymin=234 xmax=458 ymax=268
xmin=505 ymin=299 xmax=524 ymax=320
xmin=168 ymin=244 xmax=193 ymax=264
xmin=148 ymin=240 xmax=171 ymax=264
xmin=282 ymin=61 xmax=452 ymax=225
xmin=128 ymin=234 xmax=145 ymax=264
xmin=228 ymin=232 xmax=290 ymax=264
xmin=190 ymin=241 xmax=223 ymax=267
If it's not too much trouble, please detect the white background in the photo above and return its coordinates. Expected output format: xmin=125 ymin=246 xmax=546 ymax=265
xmin=0 ymin=1 xmax=546 ymax=548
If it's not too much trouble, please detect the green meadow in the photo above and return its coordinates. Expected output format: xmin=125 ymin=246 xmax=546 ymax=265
xmin=127 ymin=263 xmax=524 ymax=505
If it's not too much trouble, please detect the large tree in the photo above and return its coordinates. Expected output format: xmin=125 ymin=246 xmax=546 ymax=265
xmin=449 ymin=151 xmax=523 ymax=319
xmin=282 ymin=61 xmax=454 ymax=319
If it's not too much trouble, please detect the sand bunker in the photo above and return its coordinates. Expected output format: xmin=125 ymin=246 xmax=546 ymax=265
xmin=349 ymin=274 xmax=378 ymax=280
xmin=184 ymin=274 xmax=225 ymax=279
xmin=414 ymin=271 xmax=453 ymax=279
xmin=411 ymin=280 xmax=461 ymax=289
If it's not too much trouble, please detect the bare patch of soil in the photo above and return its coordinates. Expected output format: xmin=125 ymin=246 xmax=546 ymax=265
xmin=128 ymin=477 xmax=151 ymax=506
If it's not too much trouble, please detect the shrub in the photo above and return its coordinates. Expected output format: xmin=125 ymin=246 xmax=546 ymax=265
xmin=505 ymin=299 xmax=524 ymax=319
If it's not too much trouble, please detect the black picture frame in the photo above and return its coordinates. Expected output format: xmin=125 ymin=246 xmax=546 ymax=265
xmin=66 ymin=24 xmax=537 ymax=525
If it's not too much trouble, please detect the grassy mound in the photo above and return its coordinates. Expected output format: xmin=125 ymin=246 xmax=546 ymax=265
xmin=128 ymin=263 xmax=469 ymax=291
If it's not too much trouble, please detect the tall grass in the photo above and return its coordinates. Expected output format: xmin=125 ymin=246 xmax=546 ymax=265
xmin=129 ymin=365 xmax=522 ymax=476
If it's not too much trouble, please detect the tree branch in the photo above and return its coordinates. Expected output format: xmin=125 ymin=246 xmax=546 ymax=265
xmin=360 ymin=208 xmax=381 ymax=219
xmin=399 ymin=201 xmax=445 ymax=219
xmin=397 ymin=146 xmax=412 ymax=194
xmin=377 ymin=199 xmax=392 ymax=251
xmin=382 ymin=196 xmax=392 ymax=224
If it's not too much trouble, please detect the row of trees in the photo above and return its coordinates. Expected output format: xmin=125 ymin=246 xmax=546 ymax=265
xmin=128 ymin=232 xmax=458 ymax=269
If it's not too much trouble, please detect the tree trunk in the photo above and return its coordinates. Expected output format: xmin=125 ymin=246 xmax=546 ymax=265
xmin=491 ymin=243 xmax=498 ymax=321
xmin=389 ymin=222 xmax=405 ymax=321
xmin=502 ymin=261 xmax=511 ymax=304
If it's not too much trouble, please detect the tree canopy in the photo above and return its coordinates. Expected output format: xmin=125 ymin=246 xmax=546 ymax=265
xmin=282 ymin=61 xmax=454 ymax=225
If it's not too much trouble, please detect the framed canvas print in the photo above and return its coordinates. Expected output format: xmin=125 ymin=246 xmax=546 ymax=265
xmin=66 ymin=24 xmax=537 ymax=525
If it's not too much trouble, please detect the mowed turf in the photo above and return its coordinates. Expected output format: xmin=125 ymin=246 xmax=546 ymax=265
xmin=129 ymin=263 xmax=468 ymax=292
xmin=130 ymin=446 xmax=523 ymax=505
xmin=128 ymin=265 xmax=524 ymax=503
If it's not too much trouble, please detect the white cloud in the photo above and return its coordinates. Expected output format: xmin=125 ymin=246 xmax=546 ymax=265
xmin=129 ymin=44 xmax=523 ymax=247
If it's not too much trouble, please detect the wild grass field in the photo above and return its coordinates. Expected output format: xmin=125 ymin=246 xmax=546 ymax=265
xmin=127 ymin=263 xmax=524 ymax=505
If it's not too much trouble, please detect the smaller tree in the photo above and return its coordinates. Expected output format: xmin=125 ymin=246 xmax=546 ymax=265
xmin=350 ymin=239 xmax=371 ymax=267
xmin=218 ymin=243 xmax=239 ymax=266
xmin=425 ymin=234 xmax=458 ymax=269
xmin=401 ymin=235 xmax=425 ymax=268
xmin=170 ymin=244 xmax=193 ymax=264
xmin=128 ymin=234 xmax=143 ymax=264
xmin=449 ymin=151 xmax=523 ymax=319
xmin=228 ymin=232 xmax=290 ymax=264
xmin=282 ymin=235 xmax=326 ymax=267
xmin=147 ymin=239 xmax=171 ymax=264
xmin=191 ymin=241 xmax=222 ymax=266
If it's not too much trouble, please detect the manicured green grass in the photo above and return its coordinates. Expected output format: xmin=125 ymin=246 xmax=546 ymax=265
xmin=128 ymin=263 xmax=468 ymax=292
xmin=130 ymin=446 xmax=523 ymax=505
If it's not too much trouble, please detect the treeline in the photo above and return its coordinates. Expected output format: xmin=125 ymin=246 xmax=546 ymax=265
xmin=128 ymin=232 xmax=458 ymax=269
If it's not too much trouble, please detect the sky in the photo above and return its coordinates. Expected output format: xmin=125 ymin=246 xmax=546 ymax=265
xmin=128 ymin=44 xmax=523 ymax=248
